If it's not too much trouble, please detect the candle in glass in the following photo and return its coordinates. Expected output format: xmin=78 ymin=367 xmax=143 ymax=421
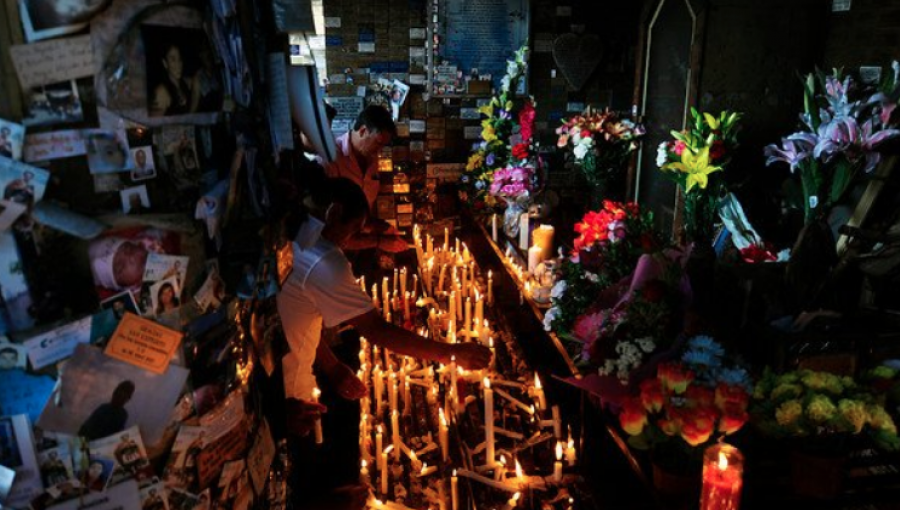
xmin=700 ymin=443 xmax=744 ymax=510
xmin=533 ymin=224 xmax=555 ymax=261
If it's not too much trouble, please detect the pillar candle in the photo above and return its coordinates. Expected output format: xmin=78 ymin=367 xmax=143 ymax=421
xmin=554 ymin=442 xmax=563 ymax=482
xmin=519 ymin=212 xmax=530 ymax=250
xmin=527 ymin=245 xmax=542 ymax=274
xmin=533 ymin=224 xmax=555 ymax=261
xmin=451 ymin=470 xmax=459 ymax=510
xmin=312 ymin=387 xmax=323 ymax=444
xmin=484 ymin=378 xmax=495 ymax=467
xmin=700 ymin=443 xmax=744 ymax=510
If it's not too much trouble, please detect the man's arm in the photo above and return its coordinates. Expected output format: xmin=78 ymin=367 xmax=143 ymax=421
xmin=347 ymin=309 xmax=491 ymax=369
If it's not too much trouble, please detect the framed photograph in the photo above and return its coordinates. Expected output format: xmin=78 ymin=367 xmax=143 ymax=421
xmin=141 ymin=25 xmax=223 ymax=118
xmin=85 ymin=129 xmax=133 ymax=174
xmin=120 ymin=185 xmax=150 ymax=214
xmin=18 ymin=0 xmax=112 ymax=42
xmin=22 ymin=80 xmax=83 ymax=127
xmin=37 ymin=344 xmax=190 ymax=445
xmin=0 ymin=118 xmax=25 ymax=160
xmin=130 ymin=147 xmax=157 ymax=181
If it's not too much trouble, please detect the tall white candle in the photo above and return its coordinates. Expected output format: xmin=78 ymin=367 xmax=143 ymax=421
xmin=403 ymin=380 xmax=411 ymax=416
xmin=361 ymin=459 xmax=370 ymax=486
xmin=527 ymin=245 xmax=542 ymax=274
xmin=464 ymin=298 xmax=472 ymax=336
xmin=400 ymin=268 xmax=407 ymax=298
xmin=484 ymin=378 xmax=495 ymax=467
xmin=312 ymin=387 xmax=323 ymax=444
xmin=376 ymin=425 xmax=383 ymax=464
xmin=389 ymin=372 xmax=398 ymax=414
xmin=403 ymin=291 xmax=410 ymax=321
xmin=381 ymin=446 xmax=392 ymax=495
xmin=372 ymin=283 xmax=380 ymax=310
xmin=444 ymin=228 xmax=449 ymax=252
xmin=437 ymin=265 xmax=447 ymax=293
xmin=450 ymin=357 xmax=459 ymax=416
xmin=374 ymin=366 xmax=384 ymax=416
xmin=487 ymin=271 xmax=493 ymax=305
xmin=534 ymin=374 xmax=546 ymax=411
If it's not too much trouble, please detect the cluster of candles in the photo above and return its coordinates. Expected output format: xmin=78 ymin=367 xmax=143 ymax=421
xmin=350 ymin=226 xmax=579 ymax=509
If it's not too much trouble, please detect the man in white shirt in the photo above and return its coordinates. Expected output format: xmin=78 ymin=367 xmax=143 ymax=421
xmin=277 ymin=177 xmax=491 ymax=436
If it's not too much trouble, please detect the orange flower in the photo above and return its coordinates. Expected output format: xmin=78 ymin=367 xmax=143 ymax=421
xmin=680 ymin=408 xmax=716 ymax=446
xmin=657 ymin=411 xmax=683 ymax=437
xmin=685 ymin=385 xmax=715 ymax=409
xmin=619 ymin=398 xmax=648 ymax=436
xmin=718 ymin=406 xmax=748 ymax=435
xmin=715 ymin=384 xmax=749 ymax=412
xmin=658 ymin=362 xmax=694 ymax=395
xmin=640 ymin=378 xmax=664 ymax=413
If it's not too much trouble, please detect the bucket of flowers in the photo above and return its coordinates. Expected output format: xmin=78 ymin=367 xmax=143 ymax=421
xmin=750 ymin=368 xmax=900 ymax=499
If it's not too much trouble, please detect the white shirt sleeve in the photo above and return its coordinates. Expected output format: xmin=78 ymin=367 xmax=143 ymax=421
xmin=305 ymin=250 xmax=375 ymax=328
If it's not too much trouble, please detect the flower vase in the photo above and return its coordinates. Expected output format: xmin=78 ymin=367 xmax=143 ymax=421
xmin=503 ymin=199 xmax=529 ymax=238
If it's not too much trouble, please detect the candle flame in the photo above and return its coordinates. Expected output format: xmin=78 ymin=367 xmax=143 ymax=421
xmin=421 ymin=462 xmax=428 ymax=474
xmin=361 ymin=459 xmax=367 ymax=468
xmin=535 ymin=374 xmax=542 ymax=389
xmin=515 ymin=460 xmax=524 ymax=479
xmin=718 ymin=451 xmax=728 ymax=470
xmin=484 ymin=377 xmax=491 ymax=389
xmin=513 ymin=493 xmax=521 ymax=502
xmin=312 ymin=387 xmax=321 ymax=399
xmin=568 ymin=438 xmax=574 ymax=449
xmin=385 ymin=445 xmax=394 ymax=454
xmin=452 ymin=469 xmax=457 ymax=477
xmin=556 ymin=442 xmax=563 ymax=461
xmin=377 ymin=425 xmax=383 ymax=434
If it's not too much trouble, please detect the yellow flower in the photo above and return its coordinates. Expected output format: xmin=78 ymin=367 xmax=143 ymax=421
xmin=466 ymin=153 xmax=484 ymax=172
xmin=481 ymin=123 xmax=497 ymax=143
xmin=479 ymin=103 xmax=494 ymax=117
xmin=801 ymin=372 xmax=829 ymax=391
xmin=771 ymin=383 xmax=802 ymax=401
xmin=775 ymin=400 xmax=802 ymax=426
xmin=703 ymin=112 xmax=720 ymax=130
xmin=838 ymin=399 xmax=868 ymax=433
xmin=807 ymin=395 xmax=837 ymax=423
xmin=662 ymin=146 xmax=722 ymax=192
xmin=867 ymin=404 xmax=898 ymax=435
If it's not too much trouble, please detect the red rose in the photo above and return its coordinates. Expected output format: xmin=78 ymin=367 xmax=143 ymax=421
xmin=512 ymin=142 xmax=530 ymax=160
xmin=673 ymin=141 xmax=687 ymax=156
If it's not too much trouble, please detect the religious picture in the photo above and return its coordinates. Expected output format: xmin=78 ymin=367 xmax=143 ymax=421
xmin=37 ymin=344 xmax=190 ymax=446
xmin=85 ymin=129 xmax=133 ymax=174
xmin=22 ymin=80 xmax=83 ymax=127
xmin=0 ymin=340 xmax=27 ymax=370
xmin=149 ymin=276 xmax=181 ymax=317
xmin=87 ymin=227 xmax=179 ymax=299
xmin=0 ymin=118 xmax=25 ymax=160
xmin=130 ymin=147 xmax=157 ymax=181
xmin=100 ymin=291 xmax=140 ymax=320
xmin=88 ymin=426 xmax=154 ymax=486
xmin=77 ymin=455 xmax=114 ymax=493
xmin=141 ymin=25 xmax=223 ymax=118
xmin=388 ymin=79 xmax=410 ymax=121
xmin=18 ymin=0 xmax=113 ymax=42
xmin=120 ymin=185 xmax=151 ymax=214
xmin=37 ymin=445 xmax=75 ymax=489
xmin=140 ymin=481 xmax=169 ymax=510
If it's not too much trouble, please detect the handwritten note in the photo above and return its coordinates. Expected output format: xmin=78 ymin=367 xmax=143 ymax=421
xmin=23 ymin=130 xmax=86 ymax=162
xmin=104 ymin=312 xmax=183 ymax=374
xmin=9 ymin=35 xmax=94 ymax=90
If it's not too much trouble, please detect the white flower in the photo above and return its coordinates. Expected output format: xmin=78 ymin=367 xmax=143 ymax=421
xmin=584 ymin=271 xmax=600 ymax=283
xmin=656 ymin=141 xmax=669 ymax=167
xmin=636 ymin=337 xmax=656 ymax=353
xmin=550 ymin=280 xmax=568 ymax=300
xmin=573 ymin=143 xmax=589 ymax=160
xmin=500 ymin=76 xmax=511 ymax=93
xmin=571 ymin=131 xmax=581 ymax=145
xmin=543 ymin=307 xmax=558 ymax=332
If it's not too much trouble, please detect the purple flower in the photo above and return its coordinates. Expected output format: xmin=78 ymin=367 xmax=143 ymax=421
xmin=764 ymin=135 xmax=816 ymax=172
xmin=486 ymin=153 xmax=496 ymax=166
xmin=814 ymin=117 xmax=859 ymax=161
xmin=859 ymin=119 xmax=900 ymax=172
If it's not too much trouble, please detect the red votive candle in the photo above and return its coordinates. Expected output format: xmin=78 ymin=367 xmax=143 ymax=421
xmin=700 ymin=443 xmax=744 ymax=510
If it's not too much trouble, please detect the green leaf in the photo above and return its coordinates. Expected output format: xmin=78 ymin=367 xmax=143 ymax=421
xmin=627 ymin=434 xmax=651 ymax=451
xmin=830 ymin=158 xmax=857 ymax=204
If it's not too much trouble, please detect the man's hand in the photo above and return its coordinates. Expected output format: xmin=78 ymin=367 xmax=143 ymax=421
xmin=330 ymin=364 xmax=368 ymax=401
xmin=450 ymin=343 xmax=493 ymax=370
xmin=285 ymin=398 xmax=327 ymax=437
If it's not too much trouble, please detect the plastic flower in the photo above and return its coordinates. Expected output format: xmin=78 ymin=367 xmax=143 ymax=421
xmin=662 ymin=146 xmax=722 ymax=192
xmin=466 ymin=152 xmax=484 ymax=172
xmin=719 ymin=405 xmax=749 ymax=435
xmin=867 ymin=404 xmax=898 ymax=435
xmin=764 ymin=136 xmax=815 ymax=172
xmin=640 ymin=378 xmax=665 ymax=413
xmin=680 ymin=409 xmax=716 ymax=446
xmin=775 ymin=400 xmax=803 ymax=427
xmin=838 ymin=399 xmax=868 ymax=434
xmin=659 ymin=362 xmax=694 ymax=395
xmin=511 ymin=142 xmax=530 ymax=160
xmin=619 ymin=399 xmax=648 ymax=436
xmin=519 ymin=101 xmax=536 ymax=143
xmin=481 ymin=123 xmax=497 ymax=143
xmin=807 ymin=395 xmax=837 ymax=423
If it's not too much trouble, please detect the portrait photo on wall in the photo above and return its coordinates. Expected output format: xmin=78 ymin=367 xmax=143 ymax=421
xmin=141 ymin=25 xmax=223 ymax=118
xmin=18 ymin=0 xmax=112 ymax=42
xmin=0 ymin=118 xmax=26 ymax=160
xmin=22 ymin=80 xmax=84 ymax=128
xmin=99 ymin=291 xmax=140 ymax=320
xmin=120 ymin=185 xmax=151 ymax=215
xmin=129 ymin=147 xmax=156 ymax=182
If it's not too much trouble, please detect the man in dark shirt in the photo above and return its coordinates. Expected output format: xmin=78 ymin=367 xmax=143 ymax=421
xmin=78 ymin=380 xmax=135 ymax=441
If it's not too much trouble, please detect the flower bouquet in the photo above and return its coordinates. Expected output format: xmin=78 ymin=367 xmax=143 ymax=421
xmin=657 ymin=108 xmax=742 ymax=244
xmin=461 ymin=43 xmax=535 ymax=214
xmin=556 ymin=107 xmax=644 ymax=204
xmin=764 ymin=65 xmax=900 ymax=224
xmin=618 ymin=337 xmax=752 ymax=473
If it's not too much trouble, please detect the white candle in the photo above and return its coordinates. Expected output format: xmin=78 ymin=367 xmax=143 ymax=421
xmin=566 ymin=437 xmax=577 ymax=466
xmin=389 ymin=373 xmax=398 ymax=414
xmin=361 ymin=459 xmax=370 ymax=486
xmin=427 ymin=234 xmax=434 ymax=258
xmin=464 ymin=297 xmax=472 ymax=336
xmin=448 ymin=291 xmax=456 ymax=324
xmin=519 ymin=212 xmax=530 ymax=250
xmin=418 ymin=462 xmax=438 ymax=477
xmin=400 ymin=268 xmax=407 ymax=298
xmin=312 ymin=387 xmax=323 ymax=444
xmin=376 ymin=425 xmax=383 ymax=463
xmin=487 ymin=271 xmax=493 ymax=305
xmin=456 ymin=468 xmax=519 ymax=493
xmin=393 ymin=269 xmax=398 ymax=297
xmin=403 ymin=292 xmax=410 ymax=321
xmin=484 ymin=378 xmax=495 ymax=467
xmin=439 ymin=408 xmax=449 ymax=462
xmin=534 ymin=374 xmax=547 ymax=411
xmin=450 ymin=357 xmax=460 ymax=416
xmin=455 ymin=236 xmax=459 ymax=255
xmin=554 ymin=442 xmax=563 ymax=482
xmin=451 ymin=470 xmax=459 ymax=510
xmin=372 ymin=283 xmax=380 ymax=310
xmin=527 ymin=245 xmax=542 ymax=274
xmin=438 ymin=265 xmax=447 ymax=293
xmin=444 ymin=228 xmax=449 ymax=252
xmin=475 ymin=295 xmax=484 ymax=327
xmin=492 ymin=214 xmax=498 ymax=242
xmin=503 ymin=492 xmax=521 ymax=510
xmin=412 ymin=274 xmax=418 ymax=298
xmin=391 ymin=410 xmax=401 ymax=461
xmin=381 ymin=446 xmax=392 ymax=495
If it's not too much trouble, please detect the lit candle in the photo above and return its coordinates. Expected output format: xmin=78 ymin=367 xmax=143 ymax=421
xmin=554 ymin=442 xmax=563 ymax=482
xmin=484 ymin=378 xmax=495 ymax=467
xmin=489 ymin=337 xmax=496 ymax=369
xmin=361 ymin=459 xmax=370 ymax=486
xmin=455 ymin=236 xmax=460 ymax=255
xmin=474 ymin=295 xmax=483 ymax=329
xmin=444 ymin=227 xmax=449 ymax=252
xmin=700 ymin=443 xmax=744 ymax=510
xmin=359 ymin=276 xmax=366 ymax=294
xmin=527 ymin=245 xmax=542 ymax=274
xmin=391 ymin=410 xmax=401 ymax=461
xmin=487 ymin=271 xmax=493 ymax=304
xmin=381 ymin=445 xmax=393 ymax=495
xmin=372 ymin=283 xmax=380 ymax=310
xmin=451 ymin=470 xmax=459 ymax=510
xmin=450 ymin=356 xmax=459 ymax=415
xmin=534 ymin=374 xmax=546 ymax=411
xmin=418 ymin=462 xmax=438 ymax=477
xmin=374 ymin=366 xmax=384 ymax=416
xmin=376 ymin=425 xmax=383 ymax=464
xmin=464 ymin=297 xmax=472 ymax=336
xmin=403 ymin=291 xmax=410 ymax=321
xmin=439 ymin=408 xmax=449 ymax=462
xmin=438 ymin=265 xmax=447 ymax=293
xmin=312 ymin=387 xmax=323 ymax=444
xmin=393 ymin=269 xmax=398 ymax=297
xmin=389 ymin=372 xmax=398 ymax=413
xmin=448 ymin=291 xmax=456 ymax=326
xmin=400 ymin=268 xmax=407 ymax=298
xmin=492 ymin=214 xmax=498 ymax=242
xmin=503 ymin=492 xmax=521 ymax=510
xmin=533 ymin=224 xmax=555 ymax=261
xmin=566 ymin=435 xmax=577 ymax=466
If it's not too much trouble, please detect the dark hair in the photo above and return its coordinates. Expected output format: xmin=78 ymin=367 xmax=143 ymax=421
xmin=353 ymin=105 xmax=396 ymax=137
xmin=156 ymin=282 xmax=179 ymax=315
xmin=314 ymin=177 xmax=369 ymax=223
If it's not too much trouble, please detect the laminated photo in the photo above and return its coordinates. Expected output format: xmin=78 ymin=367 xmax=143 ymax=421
xmin=88 ymin=426 xmax=154 ymax=487
xmin=37 ymin=344 xmax=190 ymax=445
xmin=76 ymin=455 xmax=114 ymax=492
xmin=0 ymin=119 xmax=25 ymax=160
xmin=85 ymin=129 xmax=133 ymax=174
xmin=120 ymin=185 xmax=151 ymax=214
xmin=143 ymin=253 xmax=189 ymax=289
xmin=87 ymin=227 xmax=180 ymax=299
xmin=130 ymin=147 xmax=157 ymax=181
xmin=140 ymin=481 xmax=169 ymax=510
xmin=36 ymin=444 xmax=75 ymax=489
xmin=100 ymin=291 xmax=141 ymax=320
xmin=22 ymin=80 xmax=84 ymax=128
xmin=163 ymin=425 xmax=206 ymax=491
xmin=0 ymin=340 xmax=27 ymax=370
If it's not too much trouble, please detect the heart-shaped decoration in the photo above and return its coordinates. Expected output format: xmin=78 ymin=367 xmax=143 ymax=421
xmin=552 ymin=33 xmax=604 ymax=90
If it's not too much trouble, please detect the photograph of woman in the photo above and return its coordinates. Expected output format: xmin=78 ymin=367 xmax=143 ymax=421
xmin=151 ymin=277 xmax=180 ymax=316
xmin=142 ymin=25 xmax=222 ymax=118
